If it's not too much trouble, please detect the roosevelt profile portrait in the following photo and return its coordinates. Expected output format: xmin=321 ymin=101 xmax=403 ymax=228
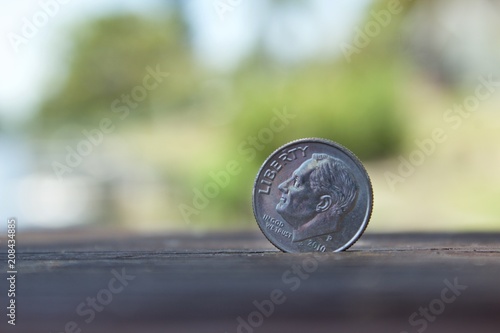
xmin=276 ymin=153 xmax=359 ymax=242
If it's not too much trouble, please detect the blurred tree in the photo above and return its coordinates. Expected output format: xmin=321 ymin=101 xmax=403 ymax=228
xmin=228 ymin=0 xmax=409 ymax=162
xmin=30 ymin=0 xmax=419 ymax=228
xmin=189 ymin=0 xmax=411 ymax=225
xmin=36 ymin=9 xmax=197 ymax=130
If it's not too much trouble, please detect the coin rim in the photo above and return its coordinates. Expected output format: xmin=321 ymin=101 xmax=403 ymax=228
xmin=252 ymin=137 xmax=374 ymax=253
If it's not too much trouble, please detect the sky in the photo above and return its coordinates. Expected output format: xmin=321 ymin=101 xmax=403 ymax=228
xmin=0 ymin=0 xmax=370 ymax=125
xmin=0 ymin=0 xmax=167 ymax=125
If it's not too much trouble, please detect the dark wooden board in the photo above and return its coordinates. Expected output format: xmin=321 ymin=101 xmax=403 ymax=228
xmin=1 ymin=231 xmax=499 ymax=333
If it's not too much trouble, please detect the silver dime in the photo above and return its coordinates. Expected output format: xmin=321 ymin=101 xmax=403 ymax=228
xmin=252 ymin=138 xmax=373 ymax=253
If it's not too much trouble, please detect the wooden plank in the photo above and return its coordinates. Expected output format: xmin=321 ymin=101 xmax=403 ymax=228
xmin=1 ymin=231 xmax=499 ymax=333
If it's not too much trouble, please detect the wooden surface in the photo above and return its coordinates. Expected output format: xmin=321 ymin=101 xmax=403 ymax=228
xmin=1 ymin=230 xmax=500 ymax=333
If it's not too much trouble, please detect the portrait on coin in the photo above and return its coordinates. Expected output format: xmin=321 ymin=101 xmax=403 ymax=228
xmin=276 ymin=153 xmax=359 ymax=242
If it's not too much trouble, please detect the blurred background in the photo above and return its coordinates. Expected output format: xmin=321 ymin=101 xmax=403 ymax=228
xmin=1 ymin=0 xmax=499 ymax=233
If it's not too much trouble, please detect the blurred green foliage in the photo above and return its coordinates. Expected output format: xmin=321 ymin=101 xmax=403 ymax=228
xmin=231 ymin=62 xmax=405 ymax=160
xmin=35 ymin=1 xmax=410 ymax=227
xmin=195 ymin=59 xmax=406 ymax=225
xmin=37 ymin=11 xmax=197 ymax=128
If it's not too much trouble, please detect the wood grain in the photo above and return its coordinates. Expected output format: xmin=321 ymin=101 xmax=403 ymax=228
xmin=1 ymin=231 xmax=499 ymax=333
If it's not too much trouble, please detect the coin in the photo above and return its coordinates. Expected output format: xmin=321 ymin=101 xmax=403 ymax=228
xmin=252 ymin=138 xmax=373 ymax=253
